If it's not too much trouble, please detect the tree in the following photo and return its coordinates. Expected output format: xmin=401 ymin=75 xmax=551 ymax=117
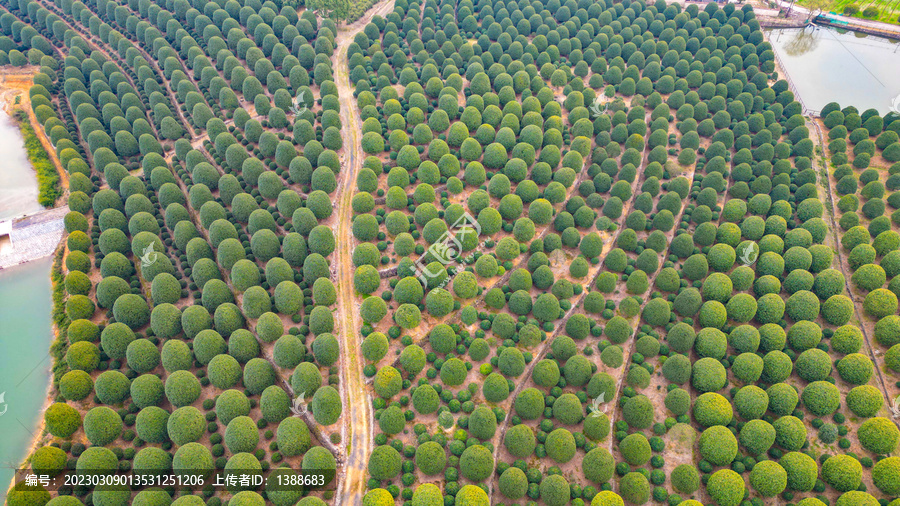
xmin=308 ymin=0 xmax=350 ymax=25
xmin=799 ymin=0 xmax=834 ymax=21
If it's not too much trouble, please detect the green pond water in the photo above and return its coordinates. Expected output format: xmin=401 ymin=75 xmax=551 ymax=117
xmin=0 ymin=257 xmax=54 ymax=500
xmin=767 ymin=26 xmax=900 ymax=115
xmin=0 ymin=102 xmax=54 ymax=500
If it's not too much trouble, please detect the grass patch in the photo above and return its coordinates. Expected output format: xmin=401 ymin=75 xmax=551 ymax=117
xmin=15 ymin=108 xmax=61 ymax=207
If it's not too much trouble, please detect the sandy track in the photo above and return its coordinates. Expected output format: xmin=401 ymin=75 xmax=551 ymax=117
xmin=331 ymin=1 xmax=395 ymax=504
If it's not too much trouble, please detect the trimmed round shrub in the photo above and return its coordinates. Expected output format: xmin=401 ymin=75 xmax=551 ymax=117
xmin=671 ymin=464 xmax=700 ymax=494
xmin=692 ymin=357 xmax=727 ymax=393
xmin=780 ymin=451 xmax=818 ymax=492
xmin=59 ymin=370 xmax=93 ymax=401
xmin=872 ymin=456 xmax=900 ymax=495
xmin=836 ymin=353 xmax=874 ymax=385
xmin=864 ymin=288 xmax=899 ymax=318
xmin=858 ymin=417 xmax=900 ymax=454
xmin=164 ymin=370 xmax=201 ymax=407
xmin=699 ymin=426 xmax=738 ymax=466
xmin=276 ymin=417 xmax=311 ymax=457
xmin=619 ymin=472 xmax=650 ymax=505
xmin=167 ymin=406 xmax=205 ymax=445
xmin=311 ymin=385 xmax=342 ymax=425
xmin=773 ymin=415 xmax=807 ymax=451
xmin=459 ymin=444 xmax=494 ymax=481
xmin=619 ymin=433 xmax=651 ymax=466
xmin=545 ymin=428 xmax=577 ymax=463
xmin=741 ymin=460 xmax=784 ymax=501
xmin=583 ymin=447 xmax=615 ymax=484
xmin=498 ymin=467 xmax=527 ymax=500
xmin=112 ymin=293 xmax=151 ymax=329
xmin=368 ymin=445 xmax=402 ymax=481
xmin=832 ymin=326 xmax=864 ymax=356
xmin=455 ymin=485 xmax=489 ymax=506
xmin=822 ymin=454 xmax=862 ymax=492
xmin=414 ymin=441 xmax=447 ymax=476
xmin=694 ymin=392 xmax=734 ymax=427
xmin=707 ymin=469 xmax=746 ymax=506
xmin=802 ymin=381 xmax=841 ymax=416
xmin=846 ymin=385 xmax=884 ymax=417
xmin=83 ymin=406 xmax=122 ymax=446
xmin=740 ymin=419 xmax=776 ymax=455
xmin=734 ymin=385 xmax=769 ymax=420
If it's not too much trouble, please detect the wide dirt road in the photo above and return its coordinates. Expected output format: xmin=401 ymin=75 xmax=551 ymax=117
xmin=332 ymin=1 xmax=394 ymax=504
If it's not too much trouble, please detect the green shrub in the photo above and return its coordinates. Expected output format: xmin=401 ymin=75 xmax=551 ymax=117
xmin=707 ymin=469 xmax=746 ymax=506
xmin=858 ymin=417 xmax=900 ymax=454
xmin=864 ymin=288 xmax=899 ymax=318
xmin=459 ymin=444 xmax=494 ymax=481
xmin=83 ymin=406 xmax=122 ymax=446
xmin=619 ymin=472 xmax=650 ymax=505
xmin=692 ymin=357 xmax=727 ymax=393
xmin=276 ymin=417 xmax=311 ymax=457
xmin=619 ymin=433 xmax=652 ymax=466
xmin=671 ymin=464 xmax=700 ymax=494
xmin=846 ymin=385 xmax=884 ymax=417
xmin=822 ymin=454 xmax=862 ymax=492
xmin=699 ymin=426 xmax=738 ymax=466
xmin=872 ymin=456 xmax=900 ymax=495
xmin=414 ymin=441 xmax=446 ymax=476
xmin=836 ymin=353 xmax=874 ymax=385
xmin=740 ymin=419 xmax=776 ymax=455
xmin=546 ymin=428 xmax=577 ymax=463
xmin=734 ymin=385 xmax=768 ymax=420
xmin=583 ymin=447 xmax=615 ymax=484
xmin=773 ymin=415 xmax=807 ymax=451
xmin=780 ymin=451 xmax=818 ymax=492
xmin=749 ymin=460 xmax=787 ymax=497
xmin=801 ymin=381 xmax=841 ymax=416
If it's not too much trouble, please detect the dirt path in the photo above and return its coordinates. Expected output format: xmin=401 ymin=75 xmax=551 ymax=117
xmin=331 ymin=2 xmax=394 ymax=504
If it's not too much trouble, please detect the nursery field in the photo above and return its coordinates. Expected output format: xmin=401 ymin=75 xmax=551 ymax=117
xmin=829 ymin=0 xmax=900 ymax=25
xmin=2 ymin=0 xmax=900 ymax=504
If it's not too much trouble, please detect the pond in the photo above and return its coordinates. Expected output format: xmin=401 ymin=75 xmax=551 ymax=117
xmin=0 ymin=257 xmax=54 ymax=500
xmin=766 ymin=25 xmax=900 ymax=115
xmin=0 ymin=108 xmax=42 ymax=221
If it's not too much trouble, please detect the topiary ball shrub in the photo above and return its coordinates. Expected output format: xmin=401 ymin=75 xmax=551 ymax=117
xmin=699 ymin=426 xmax=738 ymax=466
xmin=858 ymin=417 xmax=900 ymax=455
xmin=671 ymin=464 xmax=700 ymax=494
xmin=773 ymin=415 xmax=807 ymax=451
xmin=740 ymin=419 xmax=776 ymax=456
xmin=801 ymin=381 xmax=841 ymax=416
xmin=822 ymin=454 xmax=862 ymax=492
xmin=459 ymin=444 xmax=494 ymax=481
xmin=846 ymin=385 xmax=884 ymax=418
xmin=749 ymin=460 xmax=787 ymax=497
xmin=619 ymin=472 xmax=650 ymax=505
xmin=780 ymin=451 xmax=818 ymax=492
xmin=619 ymin=433 xmax=652 ymax=466
xmin=872 ymin=456 xmax=900 ymax=495
xmin=707 ymin=469 xmax=746 ymax=506
xmin=693 ymin=392 xmax=733 ymax=427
